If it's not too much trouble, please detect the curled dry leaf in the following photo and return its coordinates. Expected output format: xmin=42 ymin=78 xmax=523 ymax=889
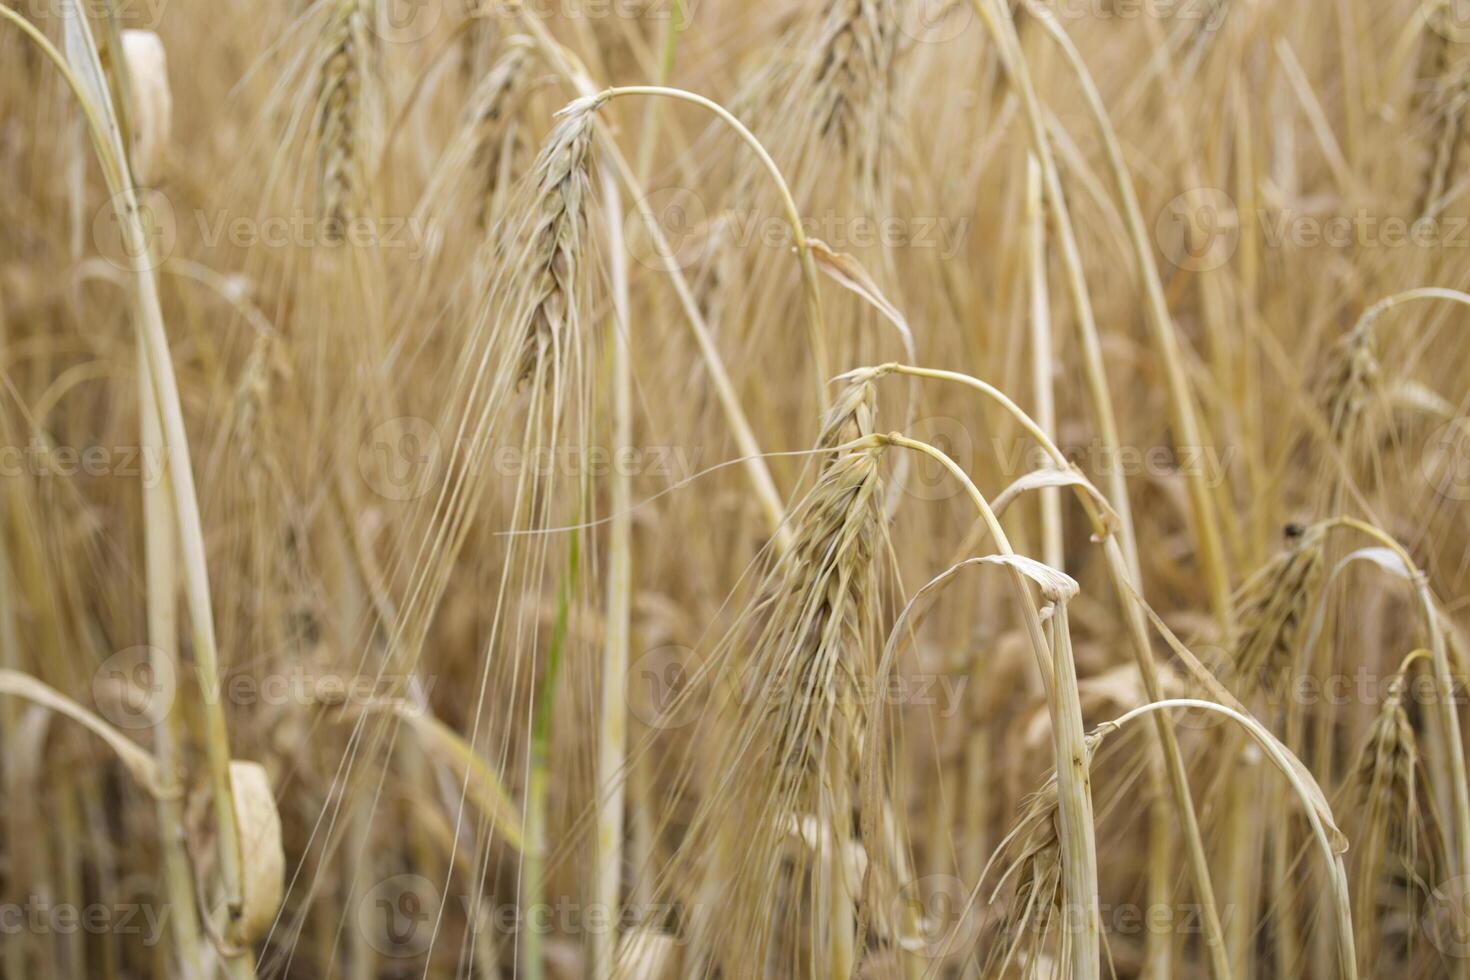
xmin=229 ymin=760 xmax=284 ymax=944
xmin=121 ymin=30 xmax=171 ymax=184
xmin=808 ymin=237 xmax=915 ymax=358
xmin=975 ymin=554 xmax=1080 ymax=605
xmin=0 ymin=669 xmax=174 ymax=799
xmin=992 ymin=464 xmax=1121 ymax=533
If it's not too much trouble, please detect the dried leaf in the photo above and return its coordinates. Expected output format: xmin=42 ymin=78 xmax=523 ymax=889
xmin=230 ymin=760 xmax=284 ymax=943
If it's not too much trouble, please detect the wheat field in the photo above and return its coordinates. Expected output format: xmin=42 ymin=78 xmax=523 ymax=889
xmin=3 ymin=0 xmax=1470 ymax=977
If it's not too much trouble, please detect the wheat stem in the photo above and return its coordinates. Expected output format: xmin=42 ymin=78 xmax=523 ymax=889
xmin=593 ymin=164 xmax=633 ymax=980
xmin=596 ymin=84 xmax=830 ymax=411
xmin=881 ymin=432 xmax=1099 ymax=978
xmin=513 ymin=13 xmax=791 ymax=549
xmin=0 ymin=8 xmax=250 ymax=968
xmin=1009 ymin=0 xmax=1234 ymax=628
xmin=865 ymin=362 xmax=1231 ymax=978
xmin=1102 ymin=699 xmax=1359 ymax=980
xmin=1325 ymin=515 xmax=1470 ymax=954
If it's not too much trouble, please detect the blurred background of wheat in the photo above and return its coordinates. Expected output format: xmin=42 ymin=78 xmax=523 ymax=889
xmin=4 ymin=0 xmax=1470 ymax=977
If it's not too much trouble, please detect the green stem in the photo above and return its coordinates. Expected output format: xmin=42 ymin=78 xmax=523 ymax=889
xmin=524 ymin=525 xmax=582 ymax=980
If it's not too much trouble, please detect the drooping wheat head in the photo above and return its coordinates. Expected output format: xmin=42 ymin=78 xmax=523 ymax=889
xmin=1230 ymin=522 xmax=1327 ymax=701
xmin=1347 ymin=664 xmax=1448 ymax=971
xmin=654 ymin=389 xmax=888 ymax=978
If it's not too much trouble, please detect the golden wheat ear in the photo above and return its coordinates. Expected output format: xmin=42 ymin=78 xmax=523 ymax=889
xmin=1229 ymin=523 xmax=1327 ymax=700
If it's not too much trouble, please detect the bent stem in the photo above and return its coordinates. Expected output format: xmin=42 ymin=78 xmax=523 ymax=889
xmin=1350 ymin=287 xmax=1470 ymax=333
xmin=1324 ymin=515 xmax=1470 ymax=944
xmin=1100 ymin=699 xmax=1359 ymax=980
xmin=597 ymin=85 xmax=830 ymax=410
xmin=513 ymin=14 xmax=790 ymax=549
xmin=863 ymin=362 xmax=1230 ymax=978
xmin=968 ymin=15 xmax=1142 ymax=583
xmin=881 ymin=433 xmax=1099 ymax=979
xmin=0 ymin=6 xmax=249 ymax=970
xmin=994 ymin=0 xmax=1233 ymax=627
